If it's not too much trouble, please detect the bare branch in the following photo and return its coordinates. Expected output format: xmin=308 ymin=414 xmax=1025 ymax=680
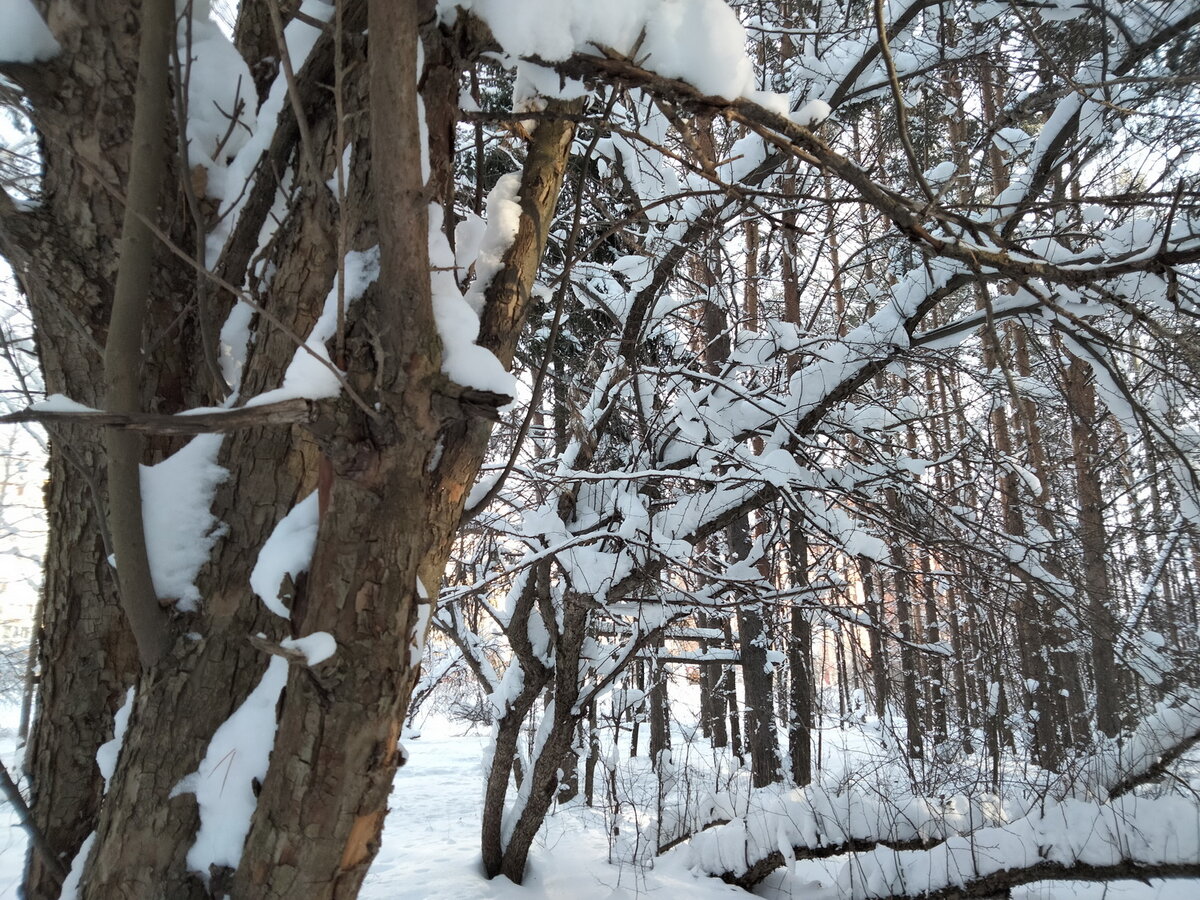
xmin=0 ymin=398 xmax=314 ymax=434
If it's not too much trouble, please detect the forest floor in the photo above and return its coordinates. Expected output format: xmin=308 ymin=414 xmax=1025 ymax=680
xmin=0 ymin=700 xmax=1196 ymax=899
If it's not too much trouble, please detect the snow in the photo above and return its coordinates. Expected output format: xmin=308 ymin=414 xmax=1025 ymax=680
xmin=841 ymin=796 xmax=1200 ymax=899
xmin=95 ymin=687 xmax=135 ymax=793
xmin=639 ymin=0 xmax=756 ymax=98
xmin=364 ymin=708 xmax=1200 ymax=900
xmin=280 ymin=631 xmax=337 ymax=666
xmin=30 ymin=394 xmax=95 ymax=413
xmin=686 ymin=691 xmax=1200 ymax=890
xmin=994 ymin=127 xmax=1032 ymax=155
xmin=462 ymin=173 xmax=524 ymax=316
xmin=250 ymin=491 xmax=320 ymax=618
xmin=513 ymin=61 xmax=588 ymax=111
xmin=57 ymin=833 xmax=95 ymax=900
xmin=724 ymin=133 xmax=767 ymax=181
xmin=1068 ymin=692 xmax=1200 ymax=801
xmin=203 ymin=0 xmax=333 ymax=264
xmin=246 ymin=246 xmax=381 ymax=406
xmin=454 ymin=211 xmax=488 ymax=274
xmin=327 ymin=143 xmax=353 ymax=200
xmin=361 ymin=721 xmax=741 ymax=900
xmin=1124 ymin=519 xmax=1185 ymax=638
xmin=690 ymin=778 xmax=1010 ymax=879
xmin=430 ymin=204 xmax=518 ymax=396
xmin=140 ymin=433 xmax=228 ymax=611
xmin=793 ymin=99 xmax=832 ymax=127
xmin=217 ymin=300 xmax=255 ymax=392
xmin=1 ymin=702 xmax=1198 ymax=900
xmin=924 ymin=161 xmax=957 ymax=184
xmin=0 ymin=0 xmax=59 ymax=64
xmin=170 ymin=656 xmax=288 ymax=880
xmin=176 ymin=3 xmax=257 ymax=180
xmin=409 ymin=598 xmax=433 ymax=667
xmin=446 ymin=0 xmax=774 ymax=102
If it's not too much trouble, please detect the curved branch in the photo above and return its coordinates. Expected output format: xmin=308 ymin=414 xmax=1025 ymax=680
xmin=103 ymin=0 xmax=175 ymax=668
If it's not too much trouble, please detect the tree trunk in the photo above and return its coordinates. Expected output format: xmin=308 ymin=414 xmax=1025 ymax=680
xmin=730 ymin=519 xmax=779 ymax=787
xmin=2 ymin=4 xmax=580 ymax=896
xmin=21 ymin=442 xmax=137 ymax=899
xmin=698 ymin=221 xmax=777 ymax=787
xmin=1066 ymin=357 xmax=1123 ymax=737
xmin=860 ymin=557 xmax=890 ymax=722
xmin=889 ymin=537 xmax=924 ymax=760
xmin=648 ymin=638 xmax=671 ymax=767
xmin=584 ymin=701 xmax=599 ymax=806
xmin=1 ymin=5 xmax=206 ymax=894
xmin=788 ymin=522 xmax=814 ymax=785
xmin=480 ymin=566 xmax=552 ymax=877
xmin=494 ymin=598 xmax=590 ymax=883
xmin=700 ymin=612 xmax=728 ymax=746
xmin=102 ymin=0 xmax=174 ymax=669
xmin=919 ymin=551 xmax=948 ymax=748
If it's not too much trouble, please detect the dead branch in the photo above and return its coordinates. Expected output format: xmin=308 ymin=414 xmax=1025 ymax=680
xmin=0 ymin=398 xmax=314 ymax=434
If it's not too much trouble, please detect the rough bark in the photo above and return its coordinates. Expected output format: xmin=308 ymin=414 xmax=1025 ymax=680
xmin=59 ymin=6 xmax=579 ymax=893
xmin=495 ymin=598 xmax=590 ymax=883
xmin=1066 ymin=356 xmax=1123 ymax=737
xmin=888 ymin=532 xmax=924 ymax=760
xmin=648 ymin=642 xmax=671 ymax=766
xmin=19 ymin=440 xmax=135 ymax=899
xmin=229 ymin=7 xmax=449 ymax=895
xmin=82 ymin=140 xmax=344 ymax=900
xmin=787 ymin=521 xmax=814 ymax=785
xmin=701 ymin=615 xmax=729 ymax=747
xmin=480 ymin=565 xmax=552 ymax=877
xmin=730 ymin=516 xmax=780 ymax=787
xmin=0 ymin=3 xmax=209 ymax=894
xmin=860 ymin=557 xmax=890 ymax=722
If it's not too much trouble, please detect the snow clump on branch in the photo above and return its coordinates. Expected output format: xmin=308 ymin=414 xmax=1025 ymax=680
xmin=444 ymin=0 xmax=821 ymax=113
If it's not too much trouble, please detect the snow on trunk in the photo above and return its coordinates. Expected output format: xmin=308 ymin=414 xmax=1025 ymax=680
xmin=170 ymin=656 xmax=289 ymax=880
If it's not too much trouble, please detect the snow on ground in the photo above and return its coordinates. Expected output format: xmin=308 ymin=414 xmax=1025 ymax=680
xmin=362 ymin=715 xmax=748 ymax=900
xmin=757 ymin=861 xmax=1198 ymax=900
xmin=1 ymin=699 xmax=1198 ymax=899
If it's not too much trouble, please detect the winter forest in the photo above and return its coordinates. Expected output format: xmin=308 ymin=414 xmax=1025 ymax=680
xmin=0 ymin=0 xmax=1197 ymax=897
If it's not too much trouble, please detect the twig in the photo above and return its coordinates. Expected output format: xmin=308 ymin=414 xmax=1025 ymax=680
xmin=67 ymin=151 xmax=380 ymax=421
xmin=267 ymin=0 xmax=320 ymax=179
xmin=171 ymin=5 xmax=230 ymax=400
xmin=873 ymin=0 xmax=935 ymax=203
xmin=0 ymin=758 xmax=68 ymax=882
